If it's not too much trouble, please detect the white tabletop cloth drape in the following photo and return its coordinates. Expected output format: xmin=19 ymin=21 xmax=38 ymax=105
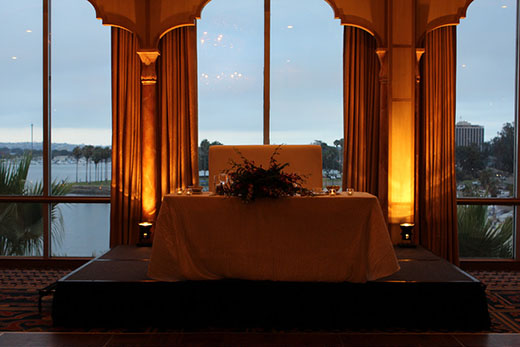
xmin=147 ymin=192 xmax=399 ymax=283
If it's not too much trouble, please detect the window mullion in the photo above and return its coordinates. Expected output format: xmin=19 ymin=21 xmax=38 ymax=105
xmin=510 ymin=0 xmax=520 ymax=261
xmin=263 ymin=0 xmax=270 ymax=145
xmin=43 ymin=0 xmax=51 ymax=258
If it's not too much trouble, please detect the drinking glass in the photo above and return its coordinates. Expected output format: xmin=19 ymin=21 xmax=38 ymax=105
xmin=218 ymin=173 xmax=228 ymax=186
xmin=216 ymin=173 xmax=228 ymax=194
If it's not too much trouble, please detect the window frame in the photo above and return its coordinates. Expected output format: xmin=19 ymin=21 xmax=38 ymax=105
xmin=457 ymin=0 xmax=520 ymax=264
xmin=0 ymin=0 xmax=110 ymax=259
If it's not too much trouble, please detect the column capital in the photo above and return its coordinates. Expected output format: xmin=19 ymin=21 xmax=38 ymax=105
xmin=137 ymin=50 xmax=160 ymax=65
xmin=137 ymin=50 xmax=160 ymax=85
xmin=415 ymin=48 xmax=425 ymax=84
xmin=375 ymin=48 xmax=388 ymax=83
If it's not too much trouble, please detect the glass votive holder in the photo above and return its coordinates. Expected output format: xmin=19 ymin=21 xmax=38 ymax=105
xmin=346 ymin=187 xmax=354 ymax=196
xmin=186 ymin=187 xmax=193 ymax=195
xmin=326 ymin=185 xmax=340 ymax=196
xmin=176 ymin=187 xmax=184 ymax=195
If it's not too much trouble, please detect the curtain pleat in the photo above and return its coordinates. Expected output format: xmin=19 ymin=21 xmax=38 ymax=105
xmin=343 ymin=26 xmax=384 ymax=203
xmin=417 ymin=26 xmax=459 ymax=264
xmin=110 ymin=28 xmax=142 ymax=247
xmin=158 ymin=26 xmax=199 ymax=197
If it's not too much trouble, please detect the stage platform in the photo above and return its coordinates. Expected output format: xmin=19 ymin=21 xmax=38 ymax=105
xmin=52 ymin=245 xmax=490 ymax=330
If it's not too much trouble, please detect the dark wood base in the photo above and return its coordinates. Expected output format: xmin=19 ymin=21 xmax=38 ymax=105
xmin=52 ymin=246 xmax=490 ymax=331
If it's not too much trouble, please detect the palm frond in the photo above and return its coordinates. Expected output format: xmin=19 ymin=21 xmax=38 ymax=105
xmin=0 ymin=154 xmax=31 ymax=195
xmin=458 ymin=205 xmax=513 ymax=258
xmin=0 ymin=154 xmax=70 ymax=256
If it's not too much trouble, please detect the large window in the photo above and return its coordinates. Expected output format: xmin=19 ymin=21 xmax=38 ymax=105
xmin=197 ymin=0 xmax=343 ymax=188
xmin=0 ymin=0 xmax=110 ymax=257
xmin=270 ymin=0 xmax=342 ymax=146
xmin=197 ymin=0 xmax=264 ymax=146
xmin=456 ymin=0 xmax=518 ymax=258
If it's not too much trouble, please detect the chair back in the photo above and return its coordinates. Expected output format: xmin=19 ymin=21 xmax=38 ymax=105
xmin=208 ymin=145 xmax=323 ymax=192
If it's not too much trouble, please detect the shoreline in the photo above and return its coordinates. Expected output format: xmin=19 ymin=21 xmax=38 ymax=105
xmin=69 ymin=184 xmax=110 ymax=195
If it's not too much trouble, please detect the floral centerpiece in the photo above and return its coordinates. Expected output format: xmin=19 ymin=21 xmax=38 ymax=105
xmin=219 ymin=146 xmax=312 ymax=202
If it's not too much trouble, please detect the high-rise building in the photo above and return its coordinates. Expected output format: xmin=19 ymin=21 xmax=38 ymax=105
xmin=455 ymin=121 xmax=484 ymax=148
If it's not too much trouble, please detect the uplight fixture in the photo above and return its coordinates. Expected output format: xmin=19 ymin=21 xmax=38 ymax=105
xmin=138 ymin=222 xmax=153 ymax=247
xmin=399 ymin=223 xmax=416 ymax=248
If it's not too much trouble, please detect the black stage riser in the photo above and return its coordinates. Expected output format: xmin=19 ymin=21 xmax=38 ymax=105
xmin=52 ymin=280 xmax=490 ymax=330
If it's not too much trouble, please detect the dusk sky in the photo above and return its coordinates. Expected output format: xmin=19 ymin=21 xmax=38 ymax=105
xmin=0 ymin=0 xmax=517 ymax=146
xmin=457 ymin=0 xmax=517 ymax=141
xmin=0 ymin=0 xmax=111 ymax=146
xmin=197 ymin=0 xmax=343 ymax=145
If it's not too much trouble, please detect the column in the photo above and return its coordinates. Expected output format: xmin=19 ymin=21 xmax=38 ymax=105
xmin=388 ymin=0 xmax=416 ymax=242
xmin=137 ymin=50 xmax=160 ymax=222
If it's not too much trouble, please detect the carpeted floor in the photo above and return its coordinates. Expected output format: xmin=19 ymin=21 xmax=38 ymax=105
xmin=467 ymin=270 xmax=520 ymax=333
xmin=0 ymin=269 xmax=69 ymax=332
xmin=0 ymin=269 xmax=519 ymax=333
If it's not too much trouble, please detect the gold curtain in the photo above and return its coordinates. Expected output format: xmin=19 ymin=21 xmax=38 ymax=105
xmin=157 ymin=26 xmax=199 ymax=197
xmin=110 ymin=28 xmax=142 ymax=246
xmin=110 ymin=26 xmax=199 ymax=246
xmin=342 ymin=26 xmax=385 ymax=209
xmin=417 ymin=26 xmax=459 ymax=264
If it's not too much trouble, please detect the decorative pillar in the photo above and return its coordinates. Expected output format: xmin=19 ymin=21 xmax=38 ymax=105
xmin=414 ymin=47 xmax=425 ymax=244
xmin=376 ymin=48 xmax=389 ymax=223
xmin=413 ymin=48 xmax=425 ymax=123
xmin=387 ymin=0 xmax=416 ymax=242
xmin=137 ymin=50 xmax=160 ymax=222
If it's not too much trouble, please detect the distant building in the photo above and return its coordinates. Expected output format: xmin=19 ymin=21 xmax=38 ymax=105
xmin=455 ymin=121 xmax=484 ymax=148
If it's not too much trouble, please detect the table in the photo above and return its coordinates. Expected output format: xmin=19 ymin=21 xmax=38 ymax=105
xmin=147 ymin=192 xmax=399 ymax=283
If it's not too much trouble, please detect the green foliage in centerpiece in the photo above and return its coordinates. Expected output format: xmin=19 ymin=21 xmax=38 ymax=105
xmin=222 ymin=146 xmax=312 ymax=202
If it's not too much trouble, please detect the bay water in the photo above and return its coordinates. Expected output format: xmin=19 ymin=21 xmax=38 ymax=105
xmin=26 ymin=161 xmax=110 ymax=257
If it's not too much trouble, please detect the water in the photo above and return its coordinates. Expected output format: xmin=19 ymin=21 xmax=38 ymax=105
xmin=26 ymin=160 xmax=111 ymax=184
xmin=52 ymin=203 xmax=110 ymax=257
xmin=26 ymin=161 xmax=110 ymax=257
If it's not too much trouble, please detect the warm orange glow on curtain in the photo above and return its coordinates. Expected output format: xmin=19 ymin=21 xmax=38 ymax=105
xmin=110 ymin=28 xmax=142 ymax=246
xmin=417 ymin=26 xmax=459 ymax=264
xmin=388 ymin=99 xmax=415 ymax=225
xmin=140 ymin=53 xmax=160 ymax=222
xmin=158 ymin=26 xmax=199 ymax=197
xmin=110 ymin=26 xmax=199 ymax=246
xmin=343 ymin=26 xmax=386 ymax=211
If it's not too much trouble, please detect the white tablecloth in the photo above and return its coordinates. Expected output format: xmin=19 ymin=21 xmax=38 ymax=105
xmin=147 ymin=192 xmax=399 ymax=283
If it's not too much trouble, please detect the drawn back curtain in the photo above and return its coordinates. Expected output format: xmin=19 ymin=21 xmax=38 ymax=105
xmin=110 ymin=28 xmax=142 ymax=246
xmin=417 ymin=26 xmax=459 ymax=264
xmin=343 ymin=26 xmax=386 ymax=209
xmin=158 ymin=26 xmax=199 ymax=197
